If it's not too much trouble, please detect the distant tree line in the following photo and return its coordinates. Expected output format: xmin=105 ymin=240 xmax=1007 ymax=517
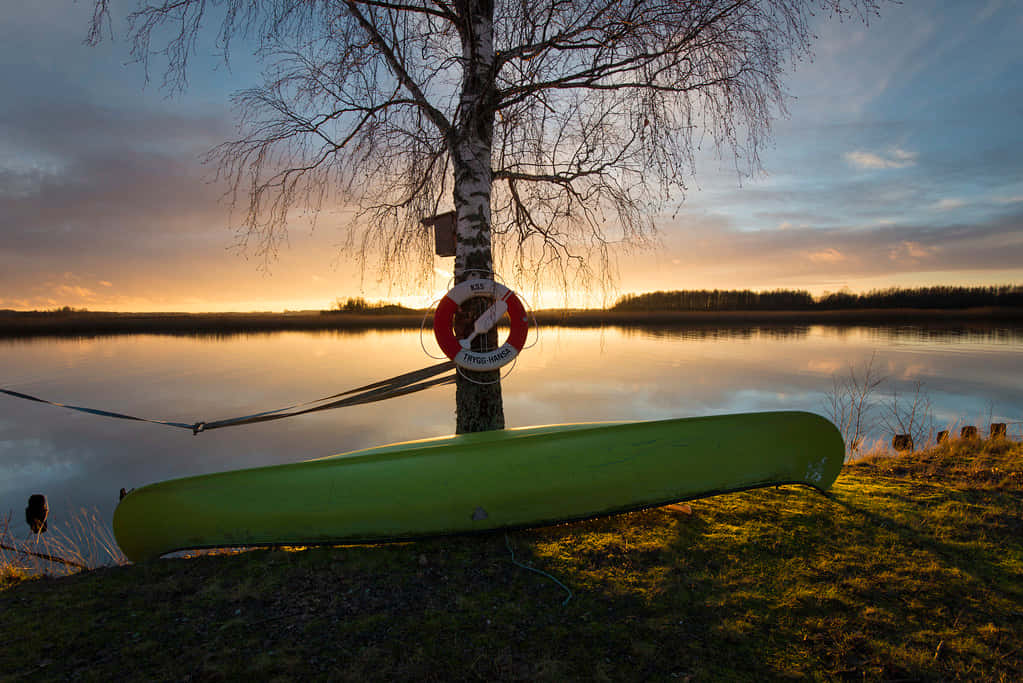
xmin=0 ymin=306 xmax=92 ymax=316
xmin=612 ymin=285 xmax=1023 ymax=312
xmin=324 ymin=297 xmax=417 ymax=315
xmin=815 ymin=285 xmax=1023 ymax=310
xmin=614 ymin=289 xmax=815 ymax=311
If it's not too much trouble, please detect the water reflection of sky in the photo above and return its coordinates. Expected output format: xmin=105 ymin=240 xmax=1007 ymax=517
xmin=2 ymin=325 xmax=1022 ymax=543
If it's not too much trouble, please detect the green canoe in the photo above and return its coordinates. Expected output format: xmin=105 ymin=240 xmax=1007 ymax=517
xmin=113 ymin=411 xmax=844 ymax=561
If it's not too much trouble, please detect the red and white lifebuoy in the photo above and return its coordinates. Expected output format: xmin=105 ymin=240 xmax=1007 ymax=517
xmin=433 ymin=279 xmax=529 ymax=371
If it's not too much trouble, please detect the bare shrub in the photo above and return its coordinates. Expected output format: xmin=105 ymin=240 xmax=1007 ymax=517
xmin=825 ymin=352 xmax=886 ymax=458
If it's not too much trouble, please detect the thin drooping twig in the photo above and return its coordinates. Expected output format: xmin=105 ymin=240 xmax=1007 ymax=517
xmin=0 ymin=542 xmax=90 ymax=571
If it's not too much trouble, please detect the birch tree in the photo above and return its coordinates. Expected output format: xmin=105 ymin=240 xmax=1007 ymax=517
xmin=89 ymin=0 xmax=881 ymax=433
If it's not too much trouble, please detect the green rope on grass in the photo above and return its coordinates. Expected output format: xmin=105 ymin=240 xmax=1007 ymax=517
xmin=504 ymin=532 xmax=572 ymax=606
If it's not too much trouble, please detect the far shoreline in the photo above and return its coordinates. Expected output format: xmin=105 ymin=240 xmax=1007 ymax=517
xmin=1 ymin=306 xmax=1022 ymax=338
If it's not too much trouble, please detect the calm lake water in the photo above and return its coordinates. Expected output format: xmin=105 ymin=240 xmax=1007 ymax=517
xmin=2 ymin=323 xmax=1022 ymax=547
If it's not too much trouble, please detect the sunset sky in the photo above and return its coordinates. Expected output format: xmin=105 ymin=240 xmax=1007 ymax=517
xmin=2 ymin=1 xmax=1022 ymax=312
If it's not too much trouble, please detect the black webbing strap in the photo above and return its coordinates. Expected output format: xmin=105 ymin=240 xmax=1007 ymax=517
xmin=1 ymin=360 xmax=456 ymax=435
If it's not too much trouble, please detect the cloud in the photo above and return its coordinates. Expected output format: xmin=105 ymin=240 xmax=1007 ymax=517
xmin=3 ymin=0 xmax=1022 ymax=313
xmin=0 ymin=97 xmax=235 ymax=256
xmin=844 ymin=148 xmax=918 ymax=170
xmin=56 ymin=285 xmax=97 ymax=299
xmin=974 ymin=0 xmax=1004 ymax=24
xmin=0 ymin=92 xmax=348 ymax=311
xmin=932 ymin=198 xmax=966 ymax=211
xmin=806 ymin=248 xmax=846 ymax=264
xmin=888 ymin=241 xmax=937 ymax=263
xmin=653 ymin=207 xmax=1023 ymax=289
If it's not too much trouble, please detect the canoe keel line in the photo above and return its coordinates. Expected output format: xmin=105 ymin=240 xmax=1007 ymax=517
xmin=114 ymin=411 xmax=845 ymax=561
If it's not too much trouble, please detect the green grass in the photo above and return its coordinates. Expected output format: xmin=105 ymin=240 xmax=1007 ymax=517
xmin=1 ymin=439 xmax=1020 ymax=681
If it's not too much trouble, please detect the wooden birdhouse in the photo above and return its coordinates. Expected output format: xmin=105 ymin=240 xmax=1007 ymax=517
xmin=421 ymin=211 xmax=456 ymax=257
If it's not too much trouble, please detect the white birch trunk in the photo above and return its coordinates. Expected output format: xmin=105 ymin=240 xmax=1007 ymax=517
xmin=453 ymin=0 xmax=503 ymax=434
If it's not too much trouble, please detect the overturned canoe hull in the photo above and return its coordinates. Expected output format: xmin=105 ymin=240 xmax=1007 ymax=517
xmin=114 ymin=411 xmax=844 ymax=561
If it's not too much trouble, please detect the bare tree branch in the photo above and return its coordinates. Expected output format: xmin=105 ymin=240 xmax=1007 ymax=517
xmin=89 ymin=0 xmax=885 ymax=430
xmin=89 ymin=0 xmax=882 ymax=289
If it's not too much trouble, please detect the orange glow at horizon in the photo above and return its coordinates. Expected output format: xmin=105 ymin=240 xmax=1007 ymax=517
xmin=2 ymin=254 xmax=1020 ymax=313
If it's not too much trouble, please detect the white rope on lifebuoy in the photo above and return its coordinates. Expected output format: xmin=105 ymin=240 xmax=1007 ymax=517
xmin=433 ymin=279 xmax=529 ymax=371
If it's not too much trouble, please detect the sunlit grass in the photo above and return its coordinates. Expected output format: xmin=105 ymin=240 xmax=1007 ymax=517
xmin=1 ymin=437 xmax=1019 ymax=680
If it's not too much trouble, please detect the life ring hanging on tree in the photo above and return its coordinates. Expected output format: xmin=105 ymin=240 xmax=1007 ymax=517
xmin=434 ymin=279 xmax=529 ymax=372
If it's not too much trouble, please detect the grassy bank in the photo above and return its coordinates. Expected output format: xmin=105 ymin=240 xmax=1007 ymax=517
xmin=2 ymin=306 xmax=1022 ymax=337
xmin=0 ymin=310 xmax=430 ymax=337
xmin=1 ymin=438 xmax=1020 ymax=680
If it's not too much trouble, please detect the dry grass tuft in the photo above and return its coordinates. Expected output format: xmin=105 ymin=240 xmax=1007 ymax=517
xmin=0 ymin=507 xmax=126 ymax=578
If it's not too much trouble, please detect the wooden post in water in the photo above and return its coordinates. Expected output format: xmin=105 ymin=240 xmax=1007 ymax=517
xmin=961 ymin=425 xmax=978 ymax=440
xmin=989 ymin=423 xmax=1007 ymax=439
xmin=25 ymin=494 xmax=48 ymax=534
xmin=892 ymin=434 xmax=913 ymax=452
xmin=937 ymin=430 xmax=949 ymax=444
